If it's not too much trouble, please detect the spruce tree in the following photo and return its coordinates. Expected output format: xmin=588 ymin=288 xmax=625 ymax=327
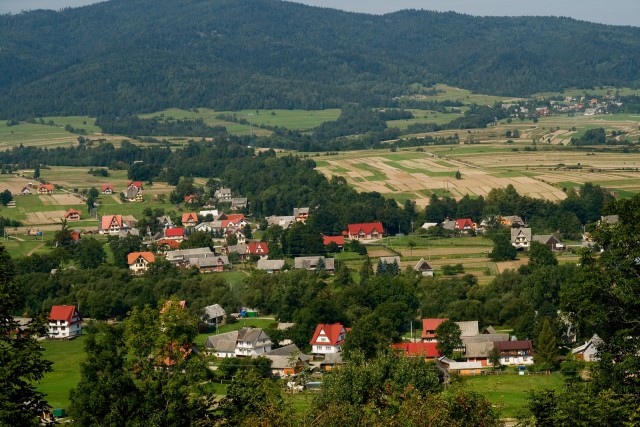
xmin=534 ymin=318 xmax=558 ymax=370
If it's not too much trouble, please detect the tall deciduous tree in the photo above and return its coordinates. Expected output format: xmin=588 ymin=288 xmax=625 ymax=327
xmin=435 ymin=319 xmax=463 ymax=358
xmin=0 ymin=244 xmax=52 ymax=426
xmin=528 ymin=241 xmax=558 ymax=269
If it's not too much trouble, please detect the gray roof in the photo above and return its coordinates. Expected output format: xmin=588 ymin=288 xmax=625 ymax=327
xmin=442 ymin=220 xmax=456 ymax=231
xmin=166 ymin=247 xmax=213 ymax=262
xmin=277 ymin=322 xmax=294 ymax=331
xmin=265 ymin=343 xmax=308 ymax=362
xmin=414 ymin=258 xmax=434 ymax=272
xmin=571 ymin=334 xmax=604 ymax=354
xmin=257 ymin=259 xmax=285 ymax=271
xmin=231 ymin=198 xmax=247 ymax=207
xmin=503 ymin=215 xmax=525 ymax=226
xmin=204 ymin=331 xmax=238 ymax=352
xmin=464 ymin=341 xmax=497 ymax=358
xmin=214 ymin=188 xmax=232 ymax=198
xmin=189 ymin=256 xmax=229 ymax=268
xmin=600 ymin=215 xmax=619 ymax=224
xmin=483 ymin=326 xmax=497 ymax=335
xmin=511 ymin=227 xmax=532 ymax=242
xmin=293 ymin=207 xmax=309 ymax=216
xmin=321 ymin=353 xmax=343 ymax=365
xmin=532 ymin=234 xmax=561 ymax=244
xmin=456 ymin=321 xmax=479 ymax=337
xmin=204 ymin=304 xmax=225 ymax=319
xmin=237 ymin=327 xmax=271 ymax=345
xmin=462 ymin=334 xmax=510 ymax=344
xmin=294 ymin=257 xmax=335 ymax=271
xmin=379 ymin=256 xmax=401 ymax=265
xmin=227 ymin=243 xmax=247 ymax=255
xmin=125 ymin=187 xmax=139 ymax=200
xmin=266 ymin=215 xmax=296 ymax=228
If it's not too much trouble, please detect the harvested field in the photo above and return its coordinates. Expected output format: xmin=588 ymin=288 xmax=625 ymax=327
xmin=495 ymin=259 xmax=528 ymax=273
xmin=25 ymin=210 xmax=67 ymax=224
xmin=51 ymin=194 xmax=84 ymax=205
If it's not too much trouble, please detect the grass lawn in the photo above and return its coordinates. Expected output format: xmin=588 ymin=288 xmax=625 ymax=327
xmin=464 ymin=372 xmax=564 ymax=418
xmin=37 ymin=336 xmax=88 ymax=411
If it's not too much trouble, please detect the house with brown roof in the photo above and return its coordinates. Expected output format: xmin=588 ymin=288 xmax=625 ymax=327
xmin=48 ymin=305 xmax=82 ymax=339
xmin=310 ymin=323 xmax=347 ymax=355
xmin=64 ymin=209 xmax=81 ymax=221
xmin=495 ymin=340 xmax=534 ymax=365
xmin=181 ymin=212 xmax=199 ymax=228
xmin=189 ymin=256 xmax=229 ymax=273
xmin=414 ymin=258 xmax=434 ymax=276
xmin=37 ymin=183 xmax=55 ymax=194
xmin=127 ymin=251 xmax=155 ymax=274
xmin=294 ymin=256 xmax=335 ymax=274
xmin=532 ymin=234 xmax=565 ymax=251
xmin=257 ymin=259 xmax=285 ymax=274
xmin=347 ymin=222 xmax=384 ymax=240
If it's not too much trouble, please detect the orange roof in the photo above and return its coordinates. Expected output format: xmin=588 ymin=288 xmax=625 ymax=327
xmin=70 ymin=231 xmax=81 ymax=242
xmin=127 ymin=251 xmax=155 ymax=265
xmin=310 ymin=323 xmax=346 ymax=346
xmin=49 ymin=305 xmax=79 ymax=322
xmin=421 ymin=318 xmax=448 ymax=338
xmin=128 ymin=181 xmax=143 ymax=189
xmin=181 ymin=213 xmax=198 ymax=223
xmin=101 ymin=214 xmax=122 ymax=231
xmin=183 ymin=195 xmax=197 ymax=203
xmin=347 ymin=222 xmax=384 ymax=236
xmin=226 ymin=214 xmax=245 ymax=223
xmin=101 ymin=184 xmax=114 ymax=192
xmin=38 ymin=183 xmax=55 ymax=191
xmin=157 ymin=239 xmax=181 ymax=249
xmin=392 ymin=342 xmax=440 ymax=358
xmin=247 ymin=242 xmax=269 ymax=255
xmin=65 ymin=209 xmax=81 ymax=218
xmin=323 ymin=235 xmax=345 ymax=246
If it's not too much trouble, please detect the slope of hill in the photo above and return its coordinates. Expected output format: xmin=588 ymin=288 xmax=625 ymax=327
xmin=1 ymin=0 xmax=639 ymax=117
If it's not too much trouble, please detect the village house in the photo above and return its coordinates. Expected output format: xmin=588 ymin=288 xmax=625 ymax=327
xmin=533 ymin=234 xmax=564 ymax=251
xmin=414 ymin=258 xmax=434 ymax=276
xmin=347 ymin=222 xmax=384 ymax=240
xmin=257 ymin=259 xmax=285 ymax=274
xmin=37 ymin=183 xmax=55 ymax=194
xmin=157 ymin=215 xmax=175 ymax=230
xmin=204 ymin=327 xmax=273 ymax=358
xmin=294 ymin=256 xmax=335 ymax=274
xmin=454 ymin=218 xmax=476 ymax=233
xmin=421 ymin=318 xmax=448 ymax=342
xmin=48 ymin=305 xmax=82 ymax=339
xmin=322 ymin=235 xmax=345 ymax=251
xmin=310 ymin=323 xmax=348 ymax=355
xmin=392 ymin=342 xmax=440 ymax=360
xmin=495 ymin=340 xmax=534 ymax=365
xmin=511 ymin=227 xmax=532 ymax=250
xmin=203 ymin=304 xmax=226 ymax=328
xmin=500 ymin=215 xmax=526 ymax=228
xmin=181 ymin=212 xmax=199 ymax=228
xmin=123 ymin=181 xmax=143 ymax=202
xmin=183 ymin=195 xmax=198 ymax=205
xmin=461 ymin=333 xmax=510 ymax=365
xmin=214 ymin=188 xmax=232 ymax=201
xmin=156 ymin=239 xmax=181 ymax=253
xmin=166 ymin=247 xmax=213 ymax=267
xmin=571 ymin=334 xmax=603 ymax=362
xmin=293 ymin=207 xmax=310 ymax=223
xmin=199 ymin=209 xmax=219 ymax=219
xmin=263 ymin=344 xmax=309 ymax=378
xmin=436 ymin=356 xmax=483 ymax=376
xmin=266 ymin=215 xmax=296 ymax=229
xmin=127 ymin=251 xmax=155 ymax=274
xmin=164 ymin=227 xmax=185 ymax=242
xmin=101 ymin=184 xmax=114 ymax=194
xmin=21 ymin=186 xmax=31 ymax=195
xmin=189 ymin=255 xmax=230 ymax=273
xmin=247 ymin=241 xmax=269 ymax=259
xmin=64 ymin=209 xmax=81 ymax=221
xmin=230 ymin=197 xmax=248 ymax=210
xmin=100 ymin=214 xmax=129 ymax=235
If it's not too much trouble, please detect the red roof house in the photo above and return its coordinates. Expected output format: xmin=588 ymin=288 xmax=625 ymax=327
xmin=101 ymin=184 xmax=115 ymax=194
xmin=157 ymin=239 xmax=181 ymax=252
xmin=455 ymin=218 xmax=476 ymax=231
xmin=226 ymin=214 xmax=245 ymax=224
xmin=310 ymin=323 xmax=348 ymax=355
xmin=165 ymin=227 xmax=185 ymax=241
xmin=347 ymin=222 xmax=384 ymax=240
xmin=322 ymin=235 xmax=345 ymax=247
xmin=37 ymin=183 xmax=55 ymax=194
xmin=100 ymin=214 xmax=125 ymax=235
xmin=183 ymin=195 xmax=197 ymax=204
xmin=64 ymin=209 xmax=81 ymax=221
xmin=127 ymin=181 xmax=143 ymax=190
xmin=392 ymin=342 xmax=440 ymax=359
xmin=48 ymin=305 xmax=82 ymax=339
xmin=247 ymin=242 xmax=269 ymax=259
xmin=421 ymin=318 xmax=449 ymax=342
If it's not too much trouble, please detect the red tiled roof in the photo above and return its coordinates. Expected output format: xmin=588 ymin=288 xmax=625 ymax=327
xmin=226 ymin=214 xmax=245 ymax=223
xmin=38 ymin=183 xmax=55 ymax=192
xmin=101 ymin=184 xmax=114 ymax=192
xmin=101 ymin=214 xmax=122 ymax=231
xmin=65 ymin=209 xmax=81 ymax=218
xmin=70 ymin=231 xmax=81 ymax=242
xmin=157 ymin=239 xmax=180 ymax=249
xmin=181 ymin=213 xmax=198 ymax=224
xmin=421 ymin=318 xmax=448 ymax=338
xmin=310 ymin=323 xmax=346 ymax=346
xmin=455 ymin=218 xmax=475 ymax=229
xmin=248 ymin=242 xmax=269 ymax=255
xmin=347 ymin=222 xmax=384 ymax=236
xmin=165 ymin=228 xmax=185 ymax=238
xmin=183 ymin=195 xmax=196 ymax=203
xmin=49 ymin=305 xmax=78 ymax=322
xmin=128 ymin=181 xmax=143 ymax=189
xmin=392 ymin=342 xmax=440 ymax=358
xmin=323 ymin=235 xmax=345 ymax=246
xmin=127 ymin=251 xmax=155 ymax=265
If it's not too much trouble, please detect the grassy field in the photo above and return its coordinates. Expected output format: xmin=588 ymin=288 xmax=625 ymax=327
xmin=405 ymin=84 xmax=524 ymax=105
xmin=464 ymin=372 xmax=565 ymax=418
xmin=38 ymin=336 xmax=88 ymax=411
xmin=0 ymin=122 xmax=81 ymax=149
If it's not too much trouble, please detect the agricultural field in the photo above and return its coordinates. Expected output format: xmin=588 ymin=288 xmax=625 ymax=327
xmin=405 ymin=83 xmax=524 ymax=105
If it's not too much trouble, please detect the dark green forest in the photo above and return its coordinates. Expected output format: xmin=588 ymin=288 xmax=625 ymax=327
xmin=1 ymin=0 xmax=640 ymax=117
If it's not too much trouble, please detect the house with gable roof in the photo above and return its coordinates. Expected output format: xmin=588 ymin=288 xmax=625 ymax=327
xmin=214 ymin=188 xmax=232 ymax=201
xmin=495 ymin=340 xmax=534 ymax=365
xmin=203 ymin=304 xmax=226 ymax=328
xmin=257 ymin=259 xmax=285 ymax=274
xmin=204 ymin=327 xmax=273 ymax=358
xmin=455 ymin=218 xmax=476 ymax=232
xmin=64 ymin=209 xmax=81 ymax=221
xmin=511 ymin=227 xmax=532 ymax=250
xmin=310 ymin=323 xmax=348 ymax=355
xmin=183 ymin=195 xmax=198 ymax=205
xmin=294 ymin=256 xmax=335 ymax=274
xmin=164 ymin=227 xmax=185 ymax=242
xmin=322 ymin=235 xmax=344 ymax=250
xmin=414 ymin=258 xmax=434 ymax=276
xmin=293 ymin=207 xmax=310 ymax=223
xmin=37 ymin=183 xmax=55 ymax=194
xmin=347 ymin=222 xmax=384 ymax=240
xmin=571 ymin=334 xmax=603 ymax=362
xmin=532 ymin=234 xmax=565 ymax=251
xmin=127 ymin=251 xmax=155 ymax=274
xmin=392 ymin=342 xmax=441 ymax=360
xmin=421 ymin=318 xmax=448 ymax=342
xmin=247 ymin=241 xmax=269 ymax=260
xmin=48 ymin=305 xmax=82 ymax=339
xmin=100 ymin=214 xmax=128 ymax=235
xmin=181 ymin=212 xmax=199 ymax=228
xmin=101 ymin=184 xmax=115 ymax=194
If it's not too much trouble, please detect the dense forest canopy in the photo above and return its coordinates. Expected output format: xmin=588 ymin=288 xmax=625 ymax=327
xmin=1 ymin=0 xmax=640 ymax=117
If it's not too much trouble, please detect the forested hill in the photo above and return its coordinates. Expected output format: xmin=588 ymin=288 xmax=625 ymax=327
xmin=1 ymin=0 xmax=640 ymax=117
